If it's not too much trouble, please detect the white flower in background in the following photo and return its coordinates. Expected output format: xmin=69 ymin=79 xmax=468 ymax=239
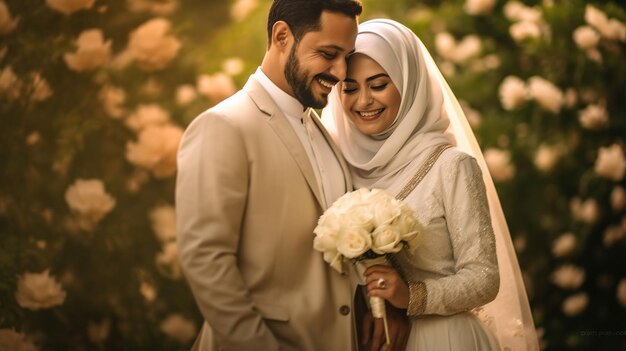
xmin=459 ymin=100 xmax=482 ymax=127
xmin=139 ymin=281 xmax=157 ymax=302
xmin=0 ymin=1 xmax=19 ymax=35
xmin=611 ymin=186 xmax=625 ymax=212
xmin=563 ymin=88 xmax=578 ymax=109
xmin=534 ymin=144 xmax=562 ymax=172
xmin=0 ymin=329 xmax=38 ymax=351
xmin=0 ymin=66 xmax=22 ymax=100
xmin=222 ymin=57 xmax=244 ymax=76
xmin=65 ymin=179 xmax=116 ymax=229
xmin=26 ymin=131 xmax=41 ymax=146
xmin=503 ymin=1 xmax=525 ymax=21
xmin=485 ymin=148 xmax=516 ymax=182
xmin=510 ymin=21 xmax=541 ymax=42
xmin=126 ymin=124 xmax=183 ymax=178
xmin=551 ymin=233 xmax=576 ymax=257
xmin=46 ymin=0 xmax=95 ymax=15
xmin=127 ymin=18 xmax=181 ymax=71
xmin=595 ymin=144 xmax=626 ymax=181
xmin=603 ymin=225 xmax=624 ymax=246
xmin=175 ymin=84 xmax=197 ymax=106
xmin=197 ymin=72 xmax=237 ymax=103
xmin=464 ymin=0 xmax=496 ymax=15
xmin=127 ymin=0 xmax=178 ymax=16
xmin=435 ymin=32 xmax=456 ymax=59
xmin=149 ymin=205 xmax=176 ymax=243
xmin=139 ymin=78 xmax=163 ymax=98
xmin=156 ymin=242 xmax=182 ymax=279
xmin=29 ymin=73 xmax=52 ymax=102
xmin=125 ymin=104 xmax=170 ymax=132
xmin=528 ymin=76 xmax=563 ymax=114
xmin=64 ymin=29 xmax=112 ymax=72
xmin=230 ymin=0 xmax=258 ymax=22
xmin=551 ymin=264 xmax=585 ymax=289
xmin=98 ymin=85 xmax=126 ymax=118
xmin=452 ymin=35 xmax=482 ymax=63
xmin=126 ymin=169 xmax=150 ymax=193
xmin=573 ymin=26 xmax=600 ymax=50
xmin=578 ymin=103 xmax=608 ymax=130
xmin=585 ymin=5 xmax=626 ymax=42
xmin=562 ymin=292 xmax=588 ymax=316
xmin=570 ymin=197 xmax=600 ymax=224
xmin=617 ymin=279 xmax=626 ymax=307
xmin=160 ymin=314 xmax=197 ymax=344
xmin=516 ymin=5 xmax=543 ymax=23
xmin=87 ymin=319 xmax=110 ymax=343
xmin=498 ymin=76 xmax=527 ymax=110
xmin=15 ymin=270 xmax=66 ymax=310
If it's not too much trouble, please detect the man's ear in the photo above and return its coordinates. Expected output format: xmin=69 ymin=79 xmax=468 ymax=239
xmin=271 ymin=21 xmax=293 ymax=51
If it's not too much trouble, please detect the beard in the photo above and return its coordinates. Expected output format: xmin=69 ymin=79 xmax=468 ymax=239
xmin=284 ymin=45 xmax=328 ymax=109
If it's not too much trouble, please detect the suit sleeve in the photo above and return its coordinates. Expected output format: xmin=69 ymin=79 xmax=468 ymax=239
xmin=176 ymin=111 xmax=280 ymax=351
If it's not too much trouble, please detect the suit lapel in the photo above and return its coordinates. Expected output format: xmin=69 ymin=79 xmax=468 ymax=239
xmin=243 ymin=77 xmax=325 ymax=209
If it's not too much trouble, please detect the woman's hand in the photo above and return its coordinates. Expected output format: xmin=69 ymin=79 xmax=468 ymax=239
xmin=364 ymin=264 xmax=410 ymax=309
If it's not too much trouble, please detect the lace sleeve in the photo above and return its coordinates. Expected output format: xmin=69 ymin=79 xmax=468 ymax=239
xmin=409 ymin=155 xmax=499 ymax=317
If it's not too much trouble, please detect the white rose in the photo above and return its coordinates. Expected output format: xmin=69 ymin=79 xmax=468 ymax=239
xmin=584 ymin=5 xmax=625 ymax=42
xmin=510 ymin=21 xmax=541 ymax=42
xmin=370 ymin=191 xmax=402 ymax=227
xmin=125 ymin=124 xmax=183 ymax=178
xmin=594 ymin=144 xmax=626 ymax=181
xmin=98 ymin=85 xmax=126 ymax=119
xmin=452 ymin=35 xmax=482 ymax=63
xmin=160 ymin=314 xmax=197 ymax=344
xmin=196 ymin=72 xmax=237 ymax=103
xmin=573 ymin=26 xmax=600 ymax=50
xmin=15 ymin=270 xmax=66 ymax=310
xmin=87 ymin=319 xmax=110 ymax=343
xmin=127 ymin=18 xmax=181 ymax=71
xmin=149 ymin=205 xmax=176 ymax=243
xmin=222 ymin=57 xmax=245 ymax=76
xmin=230 ymin=0 xmax=258 ymax=22
xmin=551 ymin=233 xmax=576 ymax=257
xmin=551 ymin=264 xmax=585 ymax=289
xmin=176 ymin=84 xmax=197 ymax=106
xmin=125 ymin=104 xmax=170 ymax=132
xmin=336 ymin=228 xmax=372 ymax=259
xmin=517 ymin=6 xmax=543 ymax=23
xmin=395 ymin=205 xmax=424 ymax=251
xmin=0 ymin=65 xmax=21 ymax=100
xmin=156 ymin=242 xmax=182 ymax=279
xmin=434 ymin=32 xmax=456 ymax=60
xmin=611 ymin=186 xmax=625 ymax=212
xmin=484 ymin=148 xmax=516 ymax=182
xmin=534 ymin=144 xmax=562 ymax=172
xmin=29 ymin=73 xmax=52 ymax=102
xmin=499 ymin=76 xmax=527 ymax=110
xmin=46 ymin=0 xmax=94 ymax=15
xmin=578 ymin=103 xmax=608 ymax=130
xmin=562 ymin=292 xmax=588 ymax=316
xmin=371 ymin=224 xmax=402 ymax=254
xmin=570 ymin=197 xmax=599 ymax=224
xmin=64 ymin=29 xmax=111 ymax=72
xmin=342 ymin=204 xmax=376 ymax=232
xmin=528 ymin=76 xmax=563 ymax=114
xmin=464 ymin=0 xmax=496 ymax=15
xmin=323 ymin=250 xmax=343 ymax=273
xmin=65 ymin=179 xmax=116 ymax=229
xmin=503 ymin=1 xmax=525 ymax=21
xmin=617 ymin=279 xmax=626 ymax=307
xmin=0 ymin=329 xmax=38 ymax=351
xmin=0 ymin=1 xmax=19 ymax=35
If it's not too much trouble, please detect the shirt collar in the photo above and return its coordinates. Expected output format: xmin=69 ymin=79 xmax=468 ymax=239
xmin=254 ymin=67 xmax=309 ymax=119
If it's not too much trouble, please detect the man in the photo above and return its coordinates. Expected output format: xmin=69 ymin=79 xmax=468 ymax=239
xmin=176 ymin=1 xmax=406 ymax=350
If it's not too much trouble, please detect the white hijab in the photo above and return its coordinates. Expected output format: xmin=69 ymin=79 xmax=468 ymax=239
xmin=323 ymin=19 xmax=539 ymax=351
xmin=321 ymin=19 xmax=454 ymax=189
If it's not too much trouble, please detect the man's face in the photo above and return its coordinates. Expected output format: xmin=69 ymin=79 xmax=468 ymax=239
xmin=284 ymin=11 xmax=357 ymax=108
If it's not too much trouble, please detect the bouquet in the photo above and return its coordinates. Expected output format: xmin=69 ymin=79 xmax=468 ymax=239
xmin=313 ymin=188 xmax=424 ymax=344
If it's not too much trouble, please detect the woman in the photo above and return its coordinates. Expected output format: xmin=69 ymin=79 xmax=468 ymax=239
xmin=322 ymin=19 xmax=538 ymax=351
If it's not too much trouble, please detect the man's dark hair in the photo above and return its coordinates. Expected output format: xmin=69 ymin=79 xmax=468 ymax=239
xmin=267 ymin=0 xmax=362 ymax=46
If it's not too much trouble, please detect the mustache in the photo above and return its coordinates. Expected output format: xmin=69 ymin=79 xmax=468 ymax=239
xmin=315 ymin=73 xmax=339 ymax=85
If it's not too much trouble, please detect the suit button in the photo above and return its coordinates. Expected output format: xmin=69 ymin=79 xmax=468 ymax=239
xmin=339 ymin=305 xmax=350 ymax=315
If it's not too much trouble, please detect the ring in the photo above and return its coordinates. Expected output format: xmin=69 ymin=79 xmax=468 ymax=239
xmin=377 ymin=277 xmax=386 ymax=289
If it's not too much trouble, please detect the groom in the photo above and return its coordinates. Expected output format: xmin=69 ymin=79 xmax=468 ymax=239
xmin=176 ymin=0 xmax=407 ymax=350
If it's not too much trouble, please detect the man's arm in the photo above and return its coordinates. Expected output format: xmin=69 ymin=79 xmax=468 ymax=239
xmin=176 ymin=112 xmax=279 ymax=351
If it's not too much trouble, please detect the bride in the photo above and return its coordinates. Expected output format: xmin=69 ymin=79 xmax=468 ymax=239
xmin=322 ymin=19 xmax=538 ymax=351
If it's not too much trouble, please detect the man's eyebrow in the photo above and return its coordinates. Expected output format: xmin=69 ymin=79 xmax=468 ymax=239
xmin=318 ymin=44 xmax=348 ymax=52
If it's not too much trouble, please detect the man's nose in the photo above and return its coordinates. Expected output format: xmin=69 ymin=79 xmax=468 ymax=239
xmin=329 ymin=57 xmax=347 ymax=82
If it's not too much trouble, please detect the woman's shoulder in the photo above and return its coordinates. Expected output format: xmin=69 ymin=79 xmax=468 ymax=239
xmin=437 ymin=146 xmax=477 ymax=169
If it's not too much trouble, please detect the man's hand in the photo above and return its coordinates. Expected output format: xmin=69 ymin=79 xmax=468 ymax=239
xmin=360 ymin=302 xmax=410 ymax=351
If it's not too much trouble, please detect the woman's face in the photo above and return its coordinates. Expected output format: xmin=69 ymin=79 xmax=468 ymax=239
xmin=339 ymin=53 xmax=401 ymax=136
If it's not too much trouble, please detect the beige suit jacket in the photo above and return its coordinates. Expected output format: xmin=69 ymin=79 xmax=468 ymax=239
xmin=176 ymin=76 xmax=356 ymax=351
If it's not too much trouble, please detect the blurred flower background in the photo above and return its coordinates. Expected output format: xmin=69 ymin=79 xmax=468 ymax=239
xmin=0 ymin=0 xmax=624 ymax=350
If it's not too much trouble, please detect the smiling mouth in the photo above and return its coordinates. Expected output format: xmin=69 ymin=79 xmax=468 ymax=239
xmin=357 ymin=108 xmax=385 ymax=120
xmin=317 ymin=77 xmax=336 ymax=89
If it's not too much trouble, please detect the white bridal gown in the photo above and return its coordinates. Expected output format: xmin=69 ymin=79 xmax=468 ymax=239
xmin=388 ymin=147 xmax=501 ymax=351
